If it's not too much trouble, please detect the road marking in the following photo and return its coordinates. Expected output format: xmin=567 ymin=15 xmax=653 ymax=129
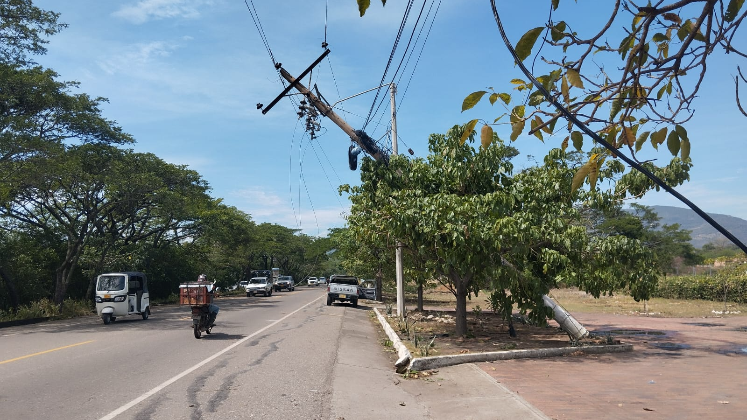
xmin=99 ymin=295 xmax=323 ymax=420
xmin=0 ymin=340 xmax=95 ymax=365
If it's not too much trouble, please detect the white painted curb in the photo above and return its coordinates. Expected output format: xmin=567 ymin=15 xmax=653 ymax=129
xmin=373 ymin=307 xmax=411 ymax=370
xmin=409 ymin=343 xmax=633 ymax=371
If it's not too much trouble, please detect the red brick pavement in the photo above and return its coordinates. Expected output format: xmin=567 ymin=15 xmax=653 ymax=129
xmin=478 ymin=313 xmax=747 ymax=420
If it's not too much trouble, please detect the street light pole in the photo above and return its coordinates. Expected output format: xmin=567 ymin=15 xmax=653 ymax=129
xmin=390 ymin=83 xmax=405 ymax=318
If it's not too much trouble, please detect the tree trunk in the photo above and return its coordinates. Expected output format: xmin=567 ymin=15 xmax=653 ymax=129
xmin=0 ymin=267 xmax=20 ymax=310
xmin=417 ymin=283 xmax=423 ymax=311
xmin=454 ymin=276 xmax=468 ymax=337
xmin=375 ymin=266 xmax=383 ymax=302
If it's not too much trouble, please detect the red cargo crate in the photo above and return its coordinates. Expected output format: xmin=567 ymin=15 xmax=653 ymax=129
xmin=179 ymin=282 xmax=213 ymax=305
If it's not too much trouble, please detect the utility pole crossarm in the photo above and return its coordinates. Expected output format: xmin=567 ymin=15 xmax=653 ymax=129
xmin=278 ymin=68 xmax=389 ymax=164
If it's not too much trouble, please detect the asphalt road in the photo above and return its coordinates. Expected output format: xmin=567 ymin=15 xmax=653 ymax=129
xmin=0 ymin=286 xmax=341 ymax=420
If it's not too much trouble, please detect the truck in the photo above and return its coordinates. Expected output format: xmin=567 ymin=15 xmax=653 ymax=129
xmin=326 ymin=275 xmax=359 ymax=307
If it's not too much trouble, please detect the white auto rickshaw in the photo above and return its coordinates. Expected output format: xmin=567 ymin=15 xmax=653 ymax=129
xmin=94 ymin=272 xmax=151 ymax=324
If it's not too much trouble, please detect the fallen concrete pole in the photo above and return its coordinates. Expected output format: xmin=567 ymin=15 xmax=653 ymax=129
xmin=542 ymin=295 xmax=588 ymax=340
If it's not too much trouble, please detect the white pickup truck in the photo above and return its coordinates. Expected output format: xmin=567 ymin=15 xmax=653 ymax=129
xmin=326 ymin=275 xmax=359 ymax=307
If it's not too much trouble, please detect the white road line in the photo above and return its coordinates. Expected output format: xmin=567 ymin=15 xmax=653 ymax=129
xmin=98 ymin=295 xmax=322 ymax=420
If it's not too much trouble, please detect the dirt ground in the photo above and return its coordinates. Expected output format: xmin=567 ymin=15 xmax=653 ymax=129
xmin=378 ymin=286 xmax=745 ymax=357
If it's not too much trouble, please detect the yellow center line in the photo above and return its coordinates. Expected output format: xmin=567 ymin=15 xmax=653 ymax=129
xmin=0 ymin=340 xmax=95 ymax=365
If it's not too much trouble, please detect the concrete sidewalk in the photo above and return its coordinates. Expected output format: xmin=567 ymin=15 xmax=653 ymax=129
xmin=329 ymin=305 xmax=550 ymax=420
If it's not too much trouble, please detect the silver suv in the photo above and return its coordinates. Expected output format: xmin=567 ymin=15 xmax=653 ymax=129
xmin=275 ymin=275 xmax=294 ymax=292
xmin=246 ymin=277 xmax=273 ymax=297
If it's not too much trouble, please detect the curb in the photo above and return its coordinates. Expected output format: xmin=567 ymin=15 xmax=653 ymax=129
xmin=409 ymin=343 xmax=633 ymax=371
xmin=0 ymin=317 xmax=51 ymax=329
xmin=372 ymin=308 xmax=412 ymax=371
xmin=371 ymin=307 xmax=634 ymax=372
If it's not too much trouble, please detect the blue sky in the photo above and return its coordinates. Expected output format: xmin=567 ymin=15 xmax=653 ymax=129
xmin=31 ymin=0 xmax=747 ymax=236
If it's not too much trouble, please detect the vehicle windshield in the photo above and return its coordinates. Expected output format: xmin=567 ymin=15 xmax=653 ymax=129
xmin=97 ymin=275 xmax=125 ymax=291
xmin=250 ymin=278 xmax=266 ymax=284
xmin=279 ymin=276 xmax=292 ymax=281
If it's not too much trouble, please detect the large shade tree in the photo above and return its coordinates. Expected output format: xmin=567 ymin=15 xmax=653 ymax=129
xmin=346 ymin=126 xmax=658 ymax=336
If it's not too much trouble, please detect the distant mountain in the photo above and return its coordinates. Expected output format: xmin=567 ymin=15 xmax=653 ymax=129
xmin=634 ymin=205 xmax=747 ymax=249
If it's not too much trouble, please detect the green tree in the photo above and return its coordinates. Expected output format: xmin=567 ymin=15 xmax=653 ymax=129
xmin=0 ymin=0 xmax=67 ymax=65
xmin=346 ymin=126 xmax=658 ymax=336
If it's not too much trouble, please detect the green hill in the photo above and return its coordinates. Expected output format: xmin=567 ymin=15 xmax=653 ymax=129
xmin=640 ymin=205 xmax=747 ymax=249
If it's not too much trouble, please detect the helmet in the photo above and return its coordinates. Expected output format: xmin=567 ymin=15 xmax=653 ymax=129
xmin=198 ymin=274 xmax=207 ymax=281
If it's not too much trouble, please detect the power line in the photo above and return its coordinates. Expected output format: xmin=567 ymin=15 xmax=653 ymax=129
xmin=242 ymin=0 xmax=277 ymax=66
xmin=395 ymin=0 xmax=441 ymax=109
xmin=362 ymin=0 xmax=416 ymax=130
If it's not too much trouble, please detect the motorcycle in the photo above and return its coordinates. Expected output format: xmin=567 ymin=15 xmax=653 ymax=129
xmin=180 ymin=280 xmax=218 ymax=339
xmin=190 ymin=304 xmax=217 ymax=339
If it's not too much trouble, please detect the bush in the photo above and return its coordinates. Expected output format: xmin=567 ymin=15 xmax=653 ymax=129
xmin=0 ymin=298 xmax=94 ymax=322
xmin=655 ymin=266 xmax=747 ymax=303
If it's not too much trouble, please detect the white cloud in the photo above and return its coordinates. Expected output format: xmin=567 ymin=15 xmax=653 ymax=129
xmin=228 ymin=187 xmax=349 ymax=236
xmin=113 ymin=0 xmax=214 ymax=24
xmin=97 ymin=41 xmax=179 ymax=75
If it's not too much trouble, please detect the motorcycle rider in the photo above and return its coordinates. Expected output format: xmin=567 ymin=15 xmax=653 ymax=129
xmin=198 ymin=274 xmax=220 ymax=326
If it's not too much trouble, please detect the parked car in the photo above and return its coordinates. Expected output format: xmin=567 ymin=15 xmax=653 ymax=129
xmin=327 ymin=274 xmax=359 ymax=307
xmin=246 ymin=277 xmax=273 ymax=297
xmin=359 ymin=279 xmax=376 ymax=300
xmin=275 ymin=275 xmax=295 ymax=292
xmin=307 ymin=277 xmax=318 ymax=286
xmin=318 ymin=277 xmax=327 ymax=285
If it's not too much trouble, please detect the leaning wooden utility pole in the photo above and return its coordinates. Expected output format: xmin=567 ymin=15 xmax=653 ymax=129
xmin=262 ymin=50 xmax=402 ymax=313
xmin=270 ymin=72 xmax=388 ymax=162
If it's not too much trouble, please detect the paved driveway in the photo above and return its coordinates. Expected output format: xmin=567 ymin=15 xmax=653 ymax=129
xmin=477 ymin=313 xmax=747 ymax=420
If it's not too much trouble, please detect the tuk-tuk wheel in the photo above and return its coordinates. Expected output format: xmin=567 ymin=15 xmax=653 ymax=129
xmin=206 ymin=327 xmax=212 ymax=334
xmin=141 ymin=308 xmax=150 ymax=320
xmin=102 ymin=314 xmax=112 ymax=325
xmin=193 ymin=324 xmax=202 ymax=339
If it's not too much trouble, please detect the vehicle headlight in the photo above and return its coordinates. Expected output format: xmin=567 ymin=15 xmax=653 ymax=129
xmin=95 ymin=296 xmax=102 ymax=303
xmin=114 ymin=295 xmax=126 ymax=302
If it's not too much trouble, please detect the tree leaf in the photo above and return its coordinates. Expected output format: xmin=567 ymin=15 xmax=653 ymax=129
xmin=666 ymin=129 xmax=681 ymax=156
xmin=530 ymin=116 xmax=544 ymax=141
xmin=460 ymin=119 xmax=479 ymax=145
xmin=561 ymin=75 xmax=570 ymax=103
xmin=510 ymin=120 xmax=525 ymax=141
xmin=650 ymin=127 xmax=667 ymax=150
xmin=677 ymin=20 xmax=692 ymax=41
xmin=589 ymin=160 xmax=599 ymax=191
xmin=561 ymin=136 xmax=569 ymax=151
xmin=462 ymin=91 xmax=487 ymax=112
xmin=619 ymin=127 xmax=636 ymax=147
xmin=357 ymin=0 xmax=371 ymax=17
xmin=674 ymin=124 xmax=689 ymax=142
xmin=662 ymin=13 xmax=682 ymax=25
xmin=652 ymin=33 xmax=669 ymax=42
xmin=572 ymin=162 xmax=592 ymax=192
xmin=498 ymin=93 xmax=511 ymax=105
xmin=551 ymin=21 xmax=566 ymax=42
xmin=480 ymin=124 xmax=494 ymax=149
xmin=681 ymin=138 xmax=691 ymax=160
xmin=571 ymin=131 xmax=583 ymax=151
xmin=515 ymin=27 xmax=544 ymax=62
xmin=566 ymin=68 xmax=584 ymax=89
xmin=726 ymin=0 xmax=745 ymax=22
xmin=610 ymin=97 xmax=623 ymax=119
xmin=635 ymin=131 xmax=650 ymax=152
xmin=489 ymin=93 xmax=499 ymax=105
xmin=551 ymin=0 xmax=559 ymax=10
xmin=528 ymin=90 xmax=545 ymax=106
